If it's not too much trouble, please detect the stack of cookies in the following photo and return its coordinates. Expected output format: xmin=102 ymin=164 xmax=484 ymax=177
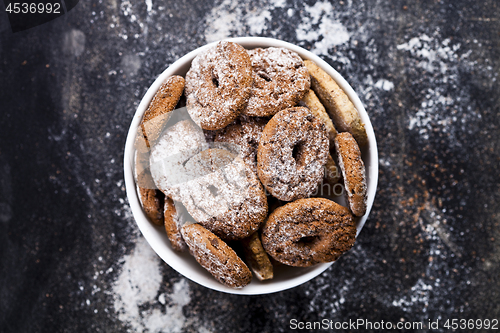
xmin=134 ymin=41 xmax=369 ymax=288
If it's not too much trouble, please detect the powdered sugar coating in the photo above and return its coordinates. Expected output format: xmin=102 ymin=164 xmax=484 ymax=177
xmin=181 ymin=223 xmax=252 ymax=288
xmin=243 ymin=47 xmax=310 ymax=117
xmin=261 ymin=198 xmax=356 ymax=267
xmin=214 ymin=116 xmax=267 ymax=175
xmin=257 ymin=107 xmax=329 ymax=201
xmin=150 ymin=117 xmax=267 ymax=239
xmin=177 ymin=149 xmax=268 ymax=240
xmin=149 ymin=119 xmax=208 ymax=200
xmin=185 ymin=41 xmax=253 ymax=130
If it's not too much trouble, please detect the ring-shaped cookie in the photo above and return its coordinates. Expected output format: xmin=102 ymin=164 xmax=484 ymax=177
xmin=181 ymin=223 xmax=252 ymax=288
xmin=180 ymin=149 xmax=268 ymax=240
xmin=257 ymin=107 xmax=328 ymax=201
xmin=185 ymin=41 xmax=253 ymax=130
xmin=261 ymin=198 xmax=356 ymax=267
xmin=243 ymin=47 xmax=310 ymax=117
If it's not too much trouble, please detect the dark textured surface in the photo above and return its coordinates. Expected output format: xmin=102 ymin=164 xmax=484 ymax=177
xmin=0 ymin=0 xmax=499 ymax=332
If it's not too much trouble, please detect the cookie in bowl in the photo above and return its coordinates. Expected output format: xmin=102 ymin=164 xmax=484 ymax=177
xmin=124 ymin=37 xmax=378 ymax=294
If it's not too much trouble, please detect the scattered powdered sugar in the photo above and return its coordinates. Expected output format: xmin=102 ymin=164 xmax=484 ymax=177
xmin=407 ymin=89 xmax=455 ymax=133
xmin=391 ymin=279 xmax=434 ymax=311
xmin=296 ymin=1 xmax=351 ymax=54
xmin=306 ymin=275 xmax=355 ymax=316
xmin=374 ymin=79 xmax=394 ymax=91
xmin=144 ymin=0 xmax=152 ymax=12
xmin=116 ymin=197 xmax=134 ymax=220
xmin=396 ymin=32 xmax=487 ymax=141
xmin=112 ymin=237 xmax=199 ymax=332
xmin=371 ymin=196 xmax=464 ymax=318
xmin=397 ymin=34 xmax=463 ymax=74
xmin=204 ymin=0 xmax=352 ymax=59
xmin=112 ymin=237 xmax=163 ymax=331
xmin=246 ymin=10 xmax=272 ymax=35
xmin=269 ymin=0 xmax=287 ymax=8
xmin=204 ymin=0 xmax=273 ymax=42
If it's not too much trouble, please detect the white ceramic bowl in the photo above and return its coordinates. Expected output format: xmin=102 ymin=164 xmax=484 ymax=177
xmin=124 ymin=37 xmax=378 ymax=295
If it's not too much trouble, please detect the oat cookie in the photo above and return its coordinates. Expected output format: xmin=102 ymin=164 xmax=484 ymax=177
xmin=304 ymin=60 xmax=368 ymax=147
xmin=241 ymin=232 xmax=273 ymax=281
xmin=334 ymin=132 xmax=367 ymax=217
xmin=257 ymin=107 xmax=329 ymax=201
xmin=324 ymin=153 xmax=341 ymax=186
xmin=181 ymin=223 xmax=252 ymax=288
xmin=261 ymin=198 xmax=356 ymax=267
xmin=243 ymin=47 xmax=310 ymax=117
xmin=180 ymin=149 xmax=268 ymax=240
xmin=135 ymin=75 xmax=185 ymax=152
xmin=185 ymin=41 xmax=253 ymax=130
xmin=135 ymin=151 xmax=164 ymax=226
xmin=214 ymin=116 xmax=267 ymax=175
xmin=164 ymin=197 xmax=188 ymax=252
xmin=300 ymin=89 xmax=338 ymax=147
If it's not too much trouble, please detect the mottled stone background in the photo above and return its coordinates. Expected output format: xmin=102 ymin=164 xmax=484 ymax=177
xmin=0 ymin=0 xmax=499 ymax=332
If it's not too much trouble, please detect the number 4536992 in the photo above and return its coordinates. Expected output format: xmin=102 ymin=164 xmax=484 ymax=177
xmin=443 ymin=319 xmax=498 ymax=330
xmin=5 ymin=2 xmax=61 ymax=14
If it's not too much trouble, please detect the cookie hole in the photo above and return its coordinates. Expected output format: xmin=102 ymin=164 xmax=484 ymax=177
xmin=212 ymin=76 xmax=219 ymax=88
xmin=292 ymin=142 xmax=303 ymax=163
xmin=249 ymin=139 xmax=259 ymax=165
xmin=297 ymin=236 xmax=320 ymax=247
xmin=208 ymin=184 xmax=219 ymax=197
xmin=249 ymin=138 xmax=259 ymax=151
xmin=257 ymin=71 xmax=272 ymax=82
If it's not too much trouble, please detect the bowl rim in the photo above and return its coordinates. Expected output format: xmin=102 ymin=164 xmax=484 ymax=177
xmin=123 ymin=36 xmax=378 ymax=295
